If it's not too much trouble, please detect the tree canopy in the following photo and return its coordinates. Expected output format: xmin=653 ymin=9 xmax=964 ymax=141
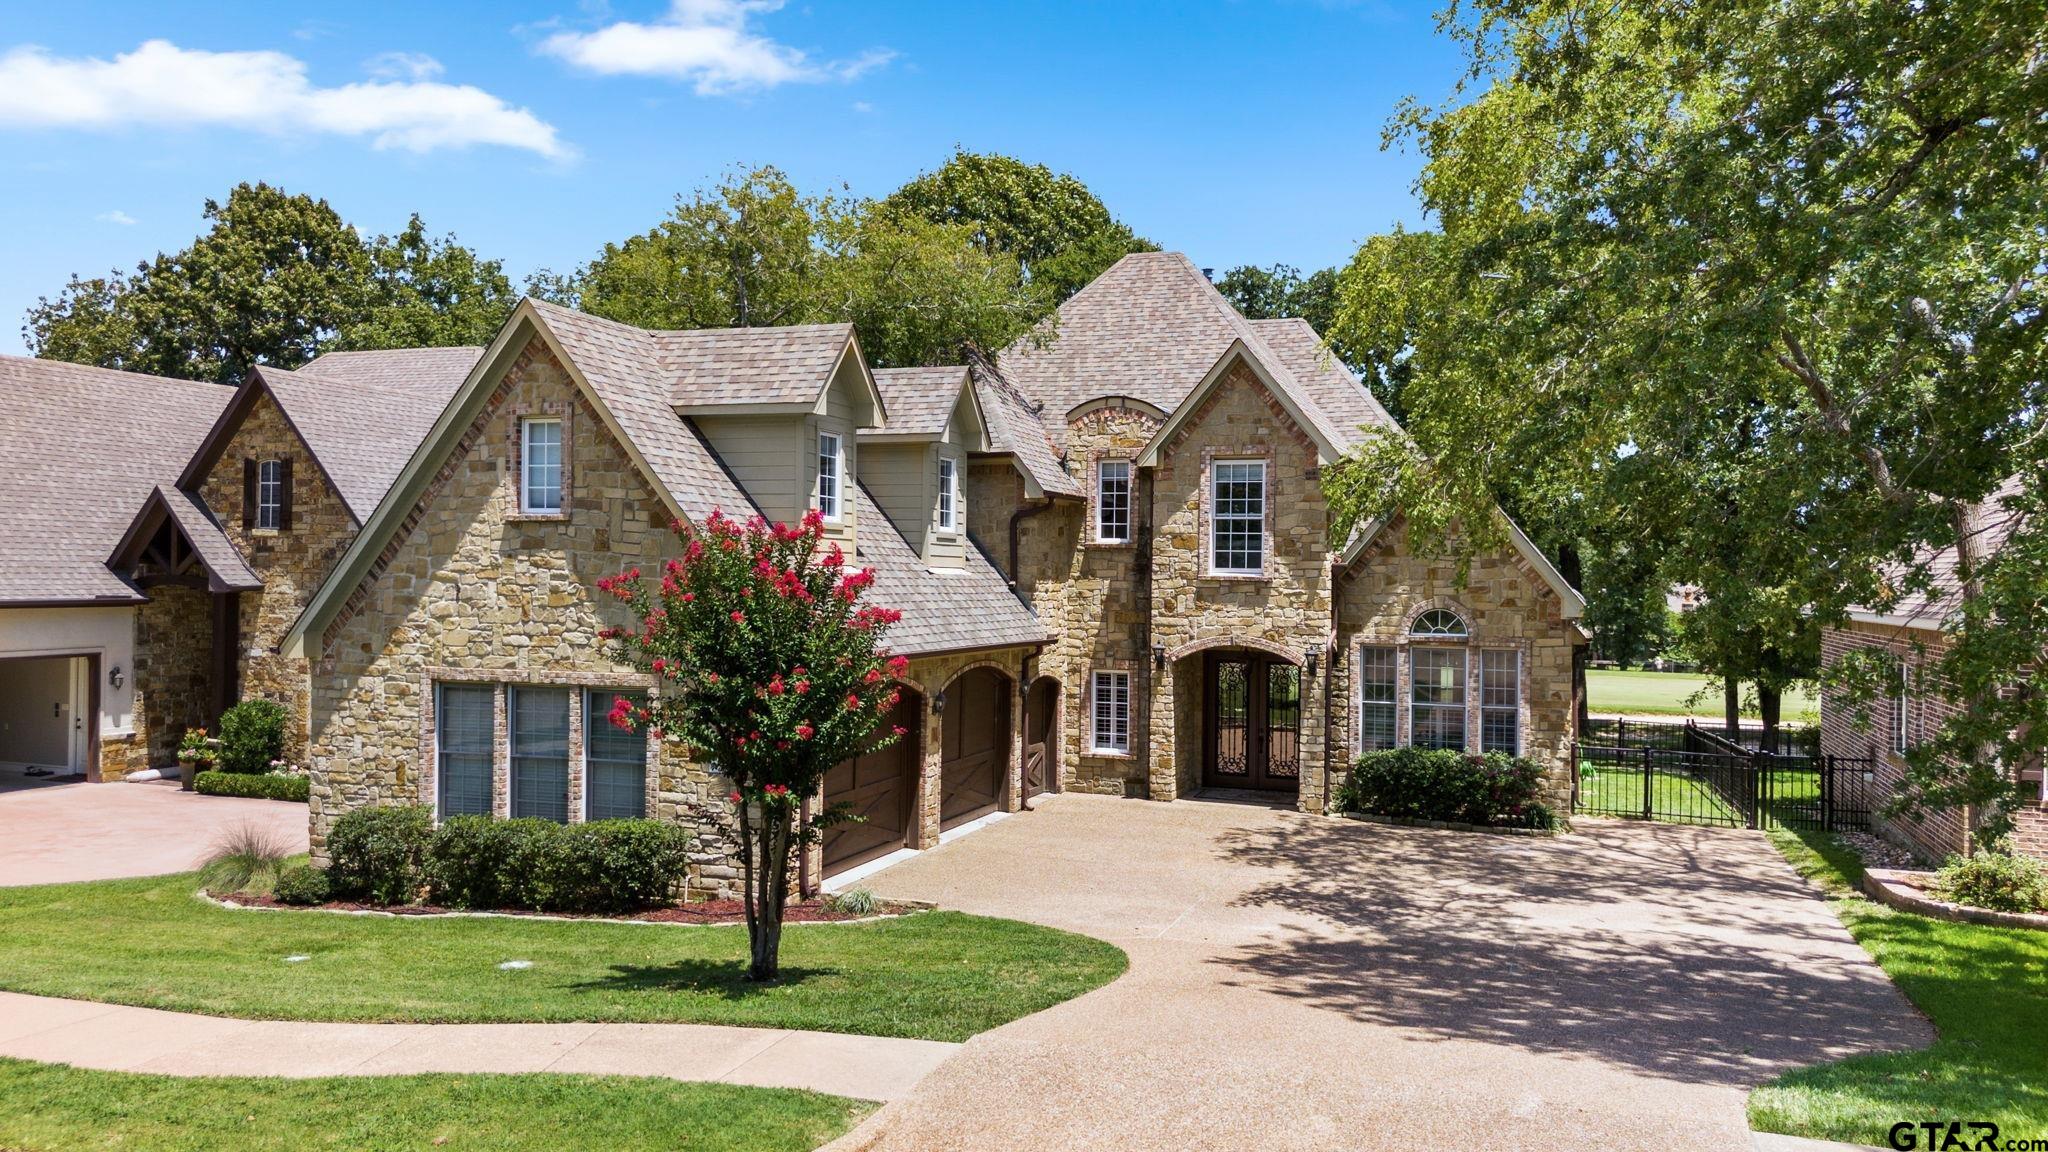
xmin=25 ymin=183 xmax=514 ymax=386
xmin=879 ymin=149 xmax=1156 ymax=307
xmin=1323 ymin=0 xmax=2047 ymax=842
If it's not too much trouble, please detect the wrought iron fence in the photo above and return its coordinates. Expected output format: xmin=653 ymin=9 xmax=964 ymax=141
xmin=1583 ymin=715 xmax=1821 ymax=758
xmin=1572 ymin=733 xmax=1874 ymax=833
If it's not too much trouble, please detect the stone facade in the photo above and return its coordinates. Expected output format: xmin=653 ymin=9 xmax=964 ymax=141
xmin=976 ymin=357 xmax=1583 ymax=814
xmin=130 ymin=585 xmax=215 ymax=769
xmin=197 ymin=390 xmax=360 ymax=767
xmin=306 ymin=338 xmax=740 ymax=895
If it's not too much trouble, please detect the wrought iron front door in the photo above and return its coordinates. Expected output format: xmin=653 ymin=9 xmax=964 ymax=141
xmin=1203 ymin=653 xmax=1302 ymax=793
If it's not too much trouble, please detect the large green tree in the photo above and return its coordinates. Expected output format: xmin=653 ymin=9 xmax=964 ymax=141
xmin=25 ymin=184 xmax=512 ymax=386
xmin=879 ymin=149 xmax=1155 ymax=307
xmin=1324 ymin=1 xmax=2047 ymax=845
xmin=551 ymin=165 xmax=1041 ymax=368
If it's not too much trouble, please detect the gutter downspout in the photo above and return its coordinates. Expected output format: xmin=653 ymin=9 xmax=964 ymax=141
xmin=1324 ymin=552 xmax=1344 ymax=815
xmin=1136 ymin=465 xmax=1155 ymax=799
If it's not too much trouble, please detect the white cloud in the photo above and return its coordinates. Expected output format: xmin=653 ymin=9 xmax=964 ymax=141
xmin=364 ymin=51 xmax=445 ymax=81
xmin=95 ymin=209 xmax=137 ymax=225
xmin=540 ymin=0 xmax=894 ymax=95
xmin=0 ymin=39 xmax=570 ymax=160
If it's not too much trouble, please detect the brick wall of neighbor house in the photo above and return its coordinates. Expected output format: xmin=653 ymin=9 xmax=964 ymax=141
xmin=1034 ymin=407 xmax=1157 ymax=797
xmin=131 ymin=585 xmax=215 ymax=769
xmin=1820 ymin=621 xmax=1970 ymax=863
xmin=1149 ymin=364 xmax=1333 ymax=808
xmin=306 ymin=339 xmax=740 ymax=896
xmin=1334 ymin=519 xmax=1579 ymax=811
xmin=198 ymin=391 xmax=360 ymax=767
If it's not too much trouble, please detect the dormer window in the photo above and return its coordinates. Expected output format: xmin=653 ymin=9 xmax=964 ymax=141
xmin=521 ymin=417 xmax=563 ymax=514
xmin=817 ymin=431 xmax=843 ymax=521
xmin=243 ymin=457 xmax=290 ymax=532
xmin=937 ymin=456 xmax=959 ymax=534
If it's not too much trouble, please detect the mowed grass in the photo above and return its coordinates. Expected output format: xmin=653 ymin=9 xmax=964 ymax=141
xmin=1573 ymin=763 xmax=1742 ymax=824
xmin=1751 ymin=829 xmax=2048 ymax=1144
xmin=0 ymin=872 xmax=1127 ymax=1043
xmin=1588 ymin=668 xmax=1819 ymax=722
xmin=0 ymin=1059 xmax=868 ymax=1152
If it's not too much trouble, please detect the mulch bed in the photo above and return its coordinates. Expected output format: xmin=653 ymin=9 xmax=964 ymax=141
xmin=227 ymin=894 xmax=918 ymax=924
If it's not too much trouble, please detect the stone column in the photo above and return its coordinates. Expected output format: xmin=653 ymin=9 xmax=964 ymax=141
xmin=914 ymin=690 xmax=942 ymax=848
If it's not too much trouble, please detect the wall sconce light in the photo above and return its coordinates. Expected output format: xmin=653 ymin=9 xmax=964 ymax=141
xmin=934 ymin=690 xmax=947 ymax=715
xmin=1152 ymin=643 xmax=1166 ymax=670
xmin=108 ymin=665 xmax=124 ymax=689
xmin=1303 ymin=647 xmax=1320 ymax=679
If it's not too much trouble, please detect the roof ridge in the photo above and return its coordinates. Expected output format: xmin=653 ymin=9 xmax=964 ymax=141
xmin=0 ymin=353 xmax=234 ymax=396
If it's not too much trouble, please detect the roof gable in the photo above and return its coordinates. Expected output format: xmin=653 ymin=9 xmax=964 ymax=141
xmin=107 ymin=485 xmax=261 ymax=594
xmin=865 ymin=365 xmax=986 ymax=448
xmin=1136 ymin=340 xmax=1345 ymax=468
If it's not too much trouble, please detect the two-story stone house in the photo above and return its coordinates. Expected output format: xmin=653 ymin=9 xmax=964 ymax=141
xmin=274 ymin=253 xmax=1584 ymax=894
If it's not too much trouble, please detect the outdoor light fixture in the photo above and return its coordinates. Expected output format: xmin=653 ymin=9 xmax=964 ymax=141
xmin=1304 ymin=647 xmax=1319 ymax=679
xmin=934 ymin=690 xmax=947 ymax=715
xmin=108 ymin=665 xmax=123 ymax=689
xmin=1152 ymin=642 xmax=1166 ymax=669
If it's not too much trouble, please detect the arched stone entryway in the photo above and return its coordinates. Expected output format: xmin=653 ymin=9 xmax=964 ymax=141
xmin=822 ymin=688 xmax=923 ymax=876
xmin=940 ymin=666 xmax=1012 ymax=829
xmin=1197 ymin=648 xmax=1303 ymax=795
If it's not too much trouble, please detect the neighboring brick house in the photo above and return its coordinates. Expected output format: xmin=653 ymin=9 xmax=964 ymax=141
xmin=0 ymin=348 xmax=472 ymax=793
xmin=1820 ymin=479 xmax=2042 ymax=862
xmin=964 ymin=253 xmax=1587 ymax=815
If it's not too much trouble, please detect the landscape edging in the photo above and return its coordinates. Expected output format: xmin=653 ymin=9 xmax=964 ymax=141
xmin=1339 ymin=812 xmax=1563 ymax=837
xmin=197 ymin=890 xmax=937 ymax=928
xmin=1861 ymin=867 xmax=2048 ymax=931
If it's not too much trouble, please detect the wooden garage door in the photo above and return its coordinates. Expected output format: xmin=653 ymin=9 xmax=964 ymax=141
xmin=823 ymin=694 xmax=918 ymax=874
xmin=941 ymin=668 xmax=1009 ymax=829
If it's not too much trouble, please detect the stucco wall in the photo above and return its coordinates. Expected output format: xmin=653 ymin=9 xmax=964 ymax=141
xmin=0 ymin=605 xmax=137 ymax=743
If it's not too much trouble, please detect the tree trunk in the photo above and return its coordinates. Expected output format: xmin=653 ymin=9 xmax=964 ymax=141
xmin=1757 ymin=683 xmax=1781 ymax=755
xmin=1949 ymin=497 xmax=1999 ymax=853
xmin=1724 ymin=676 xmax=1741 ymax=740
xmin=747 ymin=814 xmax=791 ymax=981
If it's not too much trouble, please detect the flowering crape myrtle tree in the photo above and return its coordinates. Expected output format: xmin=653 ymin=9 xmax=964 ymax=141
xmin=598 ymin=508 xmax=906 ymax=980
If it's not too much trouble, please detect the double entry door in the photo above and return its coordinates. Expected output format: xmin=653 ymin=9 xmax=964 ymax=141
xmin=1202 ymin=652 xmax=1302 ymax=793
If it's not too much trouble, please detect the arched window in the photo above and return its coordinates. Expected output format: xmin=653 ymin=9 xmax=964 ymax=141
xmin=1411 ymin=608 xmax=1468 ymax=638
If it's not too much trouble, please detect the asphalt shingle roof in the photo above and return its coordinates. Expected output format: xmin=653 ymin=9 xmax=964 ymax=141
xmin=968 ymin=354 xmax=1082 ymax=498
xmin=660 ymin=323 xmax=855 ymax=410
xmin=1857 ymin=477 xmax=2031 ymax=629
xmin=853 ymin=482 xmax=1045 ymax=655
xmin=0 ymin=356 xmax=233 ymax=604
xmin=866 ymin=366 xmax=968 ymax=438
xmin=257 ymin=348 xmax=477 ymax=521
xmin=996 ymin=252 xmax=1378 ymax=456
xmin=152 ymin=485 xmax=261 ymax=590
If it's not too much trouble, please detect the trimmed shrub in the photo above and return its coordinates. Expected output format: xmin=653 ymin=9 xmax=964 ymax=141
xmin=217 ymin=699 xmax=289 ymax=775
xmin=425 ymin=817 xmax=690 ymax=913
xmin=1338 ymin=747 xmax=1553 ymax=828
xmin=325 ymin=805 xmax=434 ymax=904
xmin=193 ymin=770 xmax=309 ymax=802
xmin=1933 ymin=851 xmax=2048 ymax=913
xmin=273 ymin=863 xmax=331 ymax=906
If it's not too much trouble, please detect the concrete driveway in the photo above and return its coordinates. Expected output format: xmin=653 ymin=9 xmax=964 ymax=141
xmin=832 ymin=793 xmax=1928 ymax=1151
xmin=0 ymin=779 xmax=309 ymax=886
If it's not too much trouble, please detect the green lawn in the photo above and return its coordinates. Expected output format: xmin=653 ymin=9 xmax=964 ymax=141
xmin=1588 ymin=668 xmax=1819 ymax=721
xmin=0 ymin=1059 xmax=867 ymax=1152
xmin=0 ymin=872 xmax=1126 ymax=1044
xmin=1751 ymin=829 xmax=2048 ymax=1144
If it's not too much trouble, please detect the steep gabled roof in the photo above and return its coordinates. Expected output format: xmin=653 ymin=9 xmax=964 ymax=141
xmin=1850 ymin=477 xmax=2029 ymax=631
xmin=1248 ymin=317 xmax=1396 ymax=445
xmin=967 ymin=353 xmax=1082 ymax=499
xmin=865 ymin=366 xmax=971 ymax=439
xmin=107 ymin=485 xmax=261 ymax=593
xmin=0 ymin=356 xmax=232 ymax=605
xmin=290 ymin=346 xmax=484 ymax=396
xmin=854 ymin=481 xmax=1044 ymax=656
xmin=661 ymin=322 xmax=864 ymax=413
xmin=1136 ymin=339 xmax=1346 ymax=468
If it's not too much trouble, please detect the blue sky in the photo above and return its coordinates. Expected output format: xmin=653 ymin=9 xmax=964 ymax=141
xmin=0 ymin=1 xmax=1464 ymax=355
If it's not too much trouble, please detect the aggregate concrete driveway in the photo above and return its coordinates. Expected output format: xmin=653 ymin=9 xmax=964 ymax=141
xmin=832 ymin=793 xmax=1929 ymax=1151
xmin=0 ymin=779 xmax=309 ymax=886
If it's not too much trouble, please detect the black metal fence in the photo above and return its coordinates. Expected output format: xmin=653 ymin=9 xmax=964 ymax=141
xmin=1583 ymin=715 xmax=1821 ymax=758
xmin=1572 ymin=720 xmax=1872 ymax=832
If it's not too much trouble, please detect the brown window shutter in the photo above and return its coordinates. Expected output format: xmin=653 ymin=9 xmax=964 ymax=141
xmin=277 ymin=458 xmax=294 ymax=530
xmin=242 ymin=459 xmax=257 ymax=528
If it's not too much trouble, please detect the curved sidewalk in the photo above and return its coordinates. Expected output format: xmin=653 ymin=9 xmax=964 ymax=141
xmin=0 ymin=991 xmax=956 ymax=1102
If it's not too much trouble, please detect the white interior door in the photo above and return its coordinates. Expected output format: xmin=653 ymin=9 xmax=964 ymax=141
xmin=67 ymin=657 xmax=90 ymax=776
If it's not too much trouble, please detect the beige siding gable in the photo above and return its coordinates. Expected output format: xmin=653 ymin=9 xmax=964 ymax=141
xmin=695 ymin=415 xmax=807 ymax=525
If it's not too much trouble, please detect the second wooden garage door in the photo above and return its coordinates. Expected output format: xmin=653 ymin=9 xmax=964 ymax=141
xmin=823 ymin=693 xmax=919 ymax=874
xmin=941 ymin=667 xmax=1008 ymax=829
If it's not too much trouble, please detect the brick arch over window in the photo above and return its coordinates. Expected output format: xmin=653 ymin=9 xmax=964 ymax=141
xmin=1403 ymin=597 xmax=1479 ymax=640
xmin=1165 ymin=635 xmax=1304 ymax=666
xmin=1066 ymin=395 xmax=1169 ymax=424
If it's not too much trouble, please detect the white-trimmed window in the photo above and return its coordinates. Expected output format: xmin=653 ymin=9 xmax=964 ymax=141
xmin=1410 ymin=647 xmax=1467 ymax=751
xmin=436 ymin=684 xmax=494 ymax=817
xmin=585 ymin=690 xmax=649 ymax=821
xmin=521 ymin=417 xmax=563 ymax=514
xmin=816 ymin=431 xmax=843 ymax=522
xmin=1210 ymin=459 xmax=1265 ymax=574
xmin=1097 ymin=460 xmax=1131 ymax=543
xmin=937 ymin=456 xmax=959 ymax=533
xmin=1481 ymin=649 xmax=1520 ymax=755
xmin=1357 ymin=645 xmax=1397 ymax=752
xmin=256 ymin=460 xmax=284 ymax=530
xmin=1091 ymin=671 xmax=1131 ymax=754
xmin=1894 ymin=662 xmax=1912 ymax=756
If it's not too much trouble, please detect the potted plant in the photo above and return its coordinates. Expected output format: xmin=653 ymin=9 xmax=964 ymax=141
xmin=176 ymin=727 xmax=218 ymax=789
